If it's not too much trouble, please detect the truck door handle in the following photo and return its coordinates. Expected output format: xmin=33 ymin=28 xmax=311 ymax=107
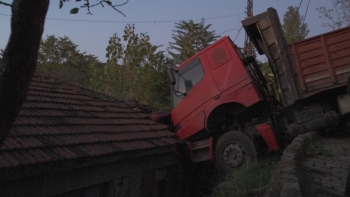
xmin=214 ymin=94 xmax=221 ymax=100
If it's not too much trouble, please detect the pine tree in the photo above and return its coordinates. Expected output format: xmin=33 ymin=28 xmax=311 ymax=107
xmin=168 ymin=19 xmax=219 ymax=64
xmin=282 ymin=6 xmax=309 ymax=43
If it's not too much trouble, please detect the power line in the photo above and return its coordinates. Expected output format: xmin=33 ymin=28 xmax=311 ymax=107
xmin=218 ymin=28 xmax=241 ymax=35
xmin=298 ymin=0 xmax=303 ymax=10
xmin=0 ymin=13 xmax=243 ymax=24
xmin=303 ymin=0 xmax=311 ymax=25
xmin=234 ymin=26 xmax=243 ymax=42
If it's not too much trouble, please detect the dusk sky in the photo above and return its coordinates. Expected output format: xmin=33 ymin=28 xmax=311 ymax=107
xmin=0 ymin=0 xmax=334 ymax=62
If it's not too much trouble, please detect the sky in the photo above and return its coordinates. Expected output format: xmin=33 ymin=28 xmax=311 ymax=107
xmin=0 ymin=0 xmax=334 ymax=63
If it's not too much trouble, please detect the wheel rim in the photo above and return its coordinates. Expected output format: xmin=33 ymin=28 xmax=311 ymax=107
xmin=223 ymin=143 xmax=245 ymax=167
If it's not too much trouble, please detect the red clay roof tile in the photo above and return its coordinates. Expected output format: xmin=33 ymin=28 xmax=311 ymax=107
xmin=0 ymin=73 xmax=179 ymax=169
xmin=2 ymin=152 xmax=21 ymax=166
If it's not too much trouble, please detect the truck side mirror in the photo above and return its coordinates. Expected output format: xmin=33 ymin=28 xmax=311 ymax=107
xmin=167 ymin=68 xmax=176 ymax=85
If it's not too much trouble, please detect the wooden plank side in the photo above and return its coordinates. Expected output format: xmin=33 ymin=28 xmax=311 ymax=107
xmin=330 ymin=49 xmax=350 ymax=61
xmin=298 ymin=47 xmax=325 ymax=61
xmin=305 ymin=77 xmax=332 ymax=89
xmin=300 ymin=55 xmax=326 ymax=69
xmin=332 ymin=55 xmax=350 ymax=68
xmin=290 ymin=26 xmax=350 ymax=99
xmin=327 ymin=39 xmax=350 ymax=53
xmin=335 ymin=65 xmax=350 ymax=79
xmin=295 ymin=40 xmax=322 ymax=54
xmin=325 ymin=28 xmax=350 ymax=45
xmin=302 ymin=63 xmax=328 ymax=75
xmin=304 ymin=70 xmax=330 ymax=83
xmin=336 ymin=72 xmax=350 ymax=83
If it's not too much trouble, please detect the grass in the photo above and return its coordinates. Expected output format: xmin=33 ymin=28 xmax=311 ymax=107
xmin=306 ymin=136 xmax=332 ymax=157
xmin=211 ymin=156 xmax=278 ymax=197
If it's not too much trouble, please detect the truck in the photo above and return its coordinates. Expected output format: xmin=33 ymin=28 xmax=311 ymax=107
xmin=152 ymin=7 xmax=350 ymax=174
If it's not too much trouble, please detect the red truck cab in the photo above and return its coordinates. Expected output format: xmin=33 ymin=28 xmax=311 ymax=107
xmin=167 ymin=36 xmax=279 ymax=172
xmin=171 ymin=37 xmax=262 ymax=140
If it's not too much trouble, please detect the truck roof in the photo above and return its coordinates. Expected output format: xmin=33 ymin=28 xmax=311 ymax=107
xmin=174 ymin=36 xmax=234 ymax=71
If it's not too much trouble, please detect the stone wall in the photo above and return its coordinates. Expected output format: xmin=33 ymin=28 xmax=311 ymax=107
xmin=265 ymin=132 xmax=316 ymax=197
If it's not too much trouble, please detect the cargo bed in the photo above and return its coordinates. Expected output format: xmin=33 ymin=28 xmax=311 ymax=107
xmin=290 ymin=26 xmax=350 ymax=98
xmin=242 ymin=8 xmax=350 ymax=106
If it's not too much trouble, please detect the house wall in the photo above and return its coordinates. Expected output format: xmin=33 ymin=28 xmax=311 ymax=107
xmin=0 ymin=152 xmax=183 ymax=197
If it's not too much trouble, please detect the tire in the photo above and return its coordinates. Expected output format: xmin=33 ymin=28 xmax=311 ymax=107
xmin=215 ymin=131 xmax=257 ymax=175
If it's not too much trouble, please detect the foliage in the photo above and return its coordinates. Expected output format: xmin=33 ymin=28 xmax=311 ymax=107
xmin=260 ymin=62 xmax=274 ymax=83
xmin=88 ymin=62 xmax=107 ymax=92
xmin=96 ymin=24 xmax=174 ymax=111
xmin=282 ymin=6 xmax=309 ymax=43
xmin=37 ymin=35 xmax=99 ymax=87
xmin=259 ymin=61 xmax=282 ymax=102
xmin=37 ymin=31 xmax=173 ymax=111
xmin=212 ymin=158 xmax=278 ymax=197
xmin=317 ymin=0 xmax=350 ymax=30
xmin=168 ymin=19 xmax=219 ymax=64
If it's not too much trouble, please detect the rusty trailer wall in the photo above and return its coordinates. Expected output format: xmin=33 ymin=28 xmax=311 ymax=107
xmin=290 ymin=26 xmax=350 ymax=98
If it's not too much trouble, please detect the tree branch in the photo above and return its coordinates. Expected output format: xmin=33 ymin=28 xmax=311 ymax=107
xmin=80 ymin=0 xmax=128 ymax=16
xmin=0 ymin=1 xmax=12 ymax=7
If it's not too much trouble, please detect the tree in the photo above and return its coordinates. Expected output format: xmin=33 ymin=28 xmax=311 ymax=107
xmin=0 ymin=0 xmax=127 ymax=147
xmin=282 ymin=6 xmax=309 ymax=43
xmin=317 ymin=0 xmax=350 ymax=30
xmin=101 ymin=24 xmax=174 ymax=110
xmin=168 ymin=19 xmax=219 ymax=64
xmin=0 ymin=0 xmax=49 ymax=147
xmin=37 ymin=35 xmax=99 ymax=87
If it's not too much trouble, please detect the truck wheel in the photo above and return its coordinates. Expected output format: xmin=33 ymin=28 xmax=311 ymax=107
xmin=215 ymin=131 xmax=257 ymax=174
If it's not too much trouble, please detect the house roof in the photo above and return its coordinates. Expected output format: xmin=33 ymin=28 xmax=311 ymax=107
xmin=0 ymin=73 xmax=178 ymax=169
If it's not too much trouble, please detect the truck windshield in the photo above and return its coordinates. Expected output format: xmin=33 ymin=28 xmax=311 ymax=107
xmin=172 ymin=58 xmax=204 ymax=108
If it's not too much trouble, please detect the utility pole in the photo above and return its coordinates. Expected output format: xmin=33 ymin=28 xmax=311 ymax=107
xmin=244 ymin=0 xmax=253 ymax=56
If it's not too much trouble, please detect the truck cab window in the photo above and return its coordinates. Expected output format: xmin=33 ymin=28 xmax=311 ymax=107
xmin=176 ymin=58 xmax=204 ymax=93
xmin=173 ymin=58 xmax=204 ymax=107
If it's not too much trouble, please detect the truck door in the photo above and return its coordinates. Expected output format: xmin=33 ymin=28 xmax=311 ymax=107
xmin=171 ymin=55 xmax=220 ymax=131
